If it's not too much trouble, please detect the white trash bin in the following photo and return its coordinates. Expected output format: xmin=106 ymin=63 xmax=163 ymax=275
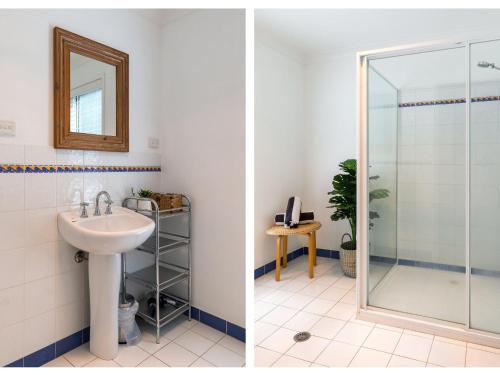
xmin=118 ymin=300 xmax=141 ymax=345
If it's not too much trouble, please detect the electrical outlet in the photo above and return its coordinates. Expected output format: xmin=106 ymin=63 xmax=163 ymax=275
xmin=148 ymin=137 xmax=159 ymax=149
xmin=0 ymin=121 xmax=15 ymax=137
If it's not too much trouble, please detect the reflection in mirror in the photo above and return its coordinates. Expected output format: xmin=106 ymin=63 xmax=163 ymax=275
xmin=69 ymin=52 xmax=116 ymax=136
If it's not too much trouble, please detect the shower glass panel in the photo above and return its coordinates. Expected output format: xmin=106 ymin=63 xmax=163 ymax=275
xmin=470 ymin=39 xmax=500 ymax=334
xmin=367 ymin=67 xmax=398 ymax=293
xmin=367 ymin=47 xmax=467 ymax=324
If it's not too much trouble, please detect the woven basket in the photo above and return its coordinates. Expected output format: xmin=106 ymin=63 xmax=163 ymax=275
xmin=152 ymin=193 xmax=172 ymax=210
xmin=340 ymin=233 xmax=356 ymax=278
xmin=170 ymin=194 xmax=183 ymax=211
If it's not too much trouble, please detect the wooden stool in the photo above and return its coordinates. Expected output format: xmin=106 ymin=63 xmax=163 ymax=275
xmin=266 ymin=221 xmax=322 ymax=281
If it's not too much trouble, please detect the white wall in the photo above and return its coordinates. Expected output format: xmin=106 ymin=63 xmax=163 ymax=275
xmin=254 ymin=40 xmax=307 ymax=269
xmin=0 ymin=9 xmax=161 ymax=366
xmin=159 ymin=10 xmax=246 ymax=327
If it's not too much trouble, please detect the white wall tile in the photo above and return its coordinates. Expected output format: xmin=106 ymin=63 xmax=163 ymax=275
xmin=0 ymin=144 xmax=24 ymax=164
xmin=25 ymin=242 xmax=55 ymax=282
xmin=25 ymin=145 xmax=56 ymax=165
xmin=0 ymin=247 xmax=25 ymax=289
xmin=0 ymin=210 xmax=25 ymax=251
xmin=25 ymin=276 xmax=55 ymax=318
xmin=25 ymin=173 xmax=56 ymax=209
xmin=0 ymin=322 xmax=24 ymax=366
xmin=0 ymin=285 xmax=25 ymax=329
xmin=56 ymin=150 xmax=84 ymax=166
xmin=0 ymin=174 xmax=24 ymax=212
xmin=23 ymin=310 xmax=55 ymax=357
xmin=55 ymin=267 xmax=84 ymax=307
xmin=24 ymin=208 xmax=58 ymax=246
xmin=56 ymin=173 xmax=84 ymax=206
xmin=55 ymin=301 xmax=84 ymax=341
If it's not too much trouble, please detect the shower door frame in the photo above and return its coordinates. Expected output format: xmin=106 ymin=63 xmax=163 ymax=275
xmin=357 ymin=37 xmax=500 ymax=348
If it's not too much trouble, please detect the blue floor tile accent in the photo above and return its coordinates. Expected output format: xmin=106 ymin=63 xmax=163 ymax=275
xmin=370 ymin=255 xmax=397 ymax=264
xmin=200 ymin=310 xmax=227 ymax=333
xmin=190 ymin=306 xmax=200 ymax=321
xmin=23 ymin=344 xmax=55 ymax=367
xmin=56 ymin=331 xmax=83 ymax=357
xmin=471 ymin=268 xmax=500 ymax=278
xmin=398 ymin=258 xmax=466 ymax=273
xmin=254 ymin=266 xmax=265 ymax=279
xmin=227 ymin=322 xmax=246 ymax=342
xmin=82 ymin=327 xmax=90 ymax=344
xmin=6 ymin=359 xmax=23 ymax=367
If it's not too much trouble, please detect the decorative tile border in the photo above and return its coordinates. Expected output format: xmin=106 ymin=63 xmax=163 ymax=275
xmin=0 ymin=164 xmax=161 ymax=173
xmin=6 ymin=306 xmax=244 ymax=367
xmin=399 ymin=95 xmax=500 ymax=108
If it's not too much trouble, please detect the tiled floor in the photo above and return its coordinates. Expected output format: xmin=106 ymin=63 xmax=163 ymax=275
xmin=43 ymin=316 xmax=245 ymax=367
xmin=254 ymin=256 xmax=500 ymax=367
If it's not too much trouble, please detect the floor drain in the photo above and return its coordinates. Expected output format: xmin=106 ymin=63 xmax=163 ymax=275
xmin=293 ymin=332 xmax=311 ymax=342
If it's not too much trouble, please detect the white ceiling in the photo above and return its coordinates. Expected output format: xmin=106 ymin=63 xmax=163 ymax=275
xmin=133 ymin=9 xmax=196 ymax=27
xmin=255 ymin=9 xmax=500 ymax=60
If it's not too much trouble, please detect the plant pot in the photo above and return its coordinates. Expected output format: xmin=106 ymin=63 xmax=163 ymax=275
xmin=137 ymin=200 xmax=152 ymax=211
xmin=340 ymin=240 xmax=356 ymax=278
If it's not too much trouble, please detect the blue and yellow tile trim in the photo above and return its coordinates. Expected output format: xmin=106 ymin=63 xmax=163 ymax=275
xmin=399 ymin=95 xmax=500 ymax=107
xmin=0 ymin=164 xmax=161 ymax=173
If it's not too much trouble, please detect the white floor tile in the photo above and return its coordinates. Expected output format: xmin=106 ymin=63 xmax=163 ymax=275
xmin=309 ymin=317 xmax=346 ymax=340
xmin=339 ymin=290 xmax=356 ymax=304
xmin=84 ymin=358 xmax=119 ymax=367
xmin=218 ymin=335 xmax=245 ymax=356
xmin=363 ymin=327 xmax=402 ymax=353
xmin=283 ymin=311 xmax=321 ymax=332
xmin=280 ymin=293 xmax=314 ymax=310
xmin=302 ymin=298 xmax=336 ymax=315
xmin=298 ymin=281 xmax=330 ymax=297
xmin=259 ymin=327 xmax=297 ymax=354
xmin=318 ymin=285 xmax=349 ymax=302
xmin=394 ymin=333 xmax=433 ymax=362
xmin=272 ymin=355 xmax=311 ymax=367
xmin=427 ymin=340 xmax=466 ymax=367
xmin=388 ymin=355 xmax=426 ymax=367
xmin=43 ymin=356 xmax=73 ymax=367
xmin=285 ymin=336 xmax=330 ymax=362
xmin=333 ymin=277 xmax=356 ymax=290
xmin=162 ymin=322 xmax=189 ymax=341
xmin=349 ymin=347 xmax=391 ymax=367
xmin=261 ymin=289 xmax=295 ymax=305
xmin=174 ymin=330 xmax=216 ymax=356
xmin=280 ymin=279 xmax=311 ymax=293
xmin=334 ymin=322 xmax=373 ymax=346
xmin=137 ymin=356 xmax=168 ymax=367
xmin=190 ymin=357 xmax=215 ymax=367
xmin=315 ymin=340 xmax=359 ymax=367
xmin=114 ymin=345 xmax=150 ymax=367
xmin=137 ymin=330 xmax=170 ymax=354
xmin=260 ymin=306 xmax=299 ymax=326
xmin=255 ymin=321 xmax=280 ymax=345
xmin=202 ymin=344 xmax=245 ymax=367
xmin=255 ymin=301 xmax=278 ymax=320
xmin=154 ymin=342 xmax=198 ymax=367
xmin=466 ymin=348 xmax=500 ymax=367
xmin=190 ymin=323 xmax=225 ymax=342
xmin=63 ymin=343 xmax=96 ymax=367
xmin=326 ymin=302 xmax=356 ymax=321
xmin=255 ymin=346 xmax=281 ymax=367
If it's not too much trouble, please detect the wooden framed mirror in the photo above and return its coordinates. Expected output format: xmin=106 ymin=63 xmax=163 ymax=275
xmin=54 ymin=27 xmax=129 ymax=152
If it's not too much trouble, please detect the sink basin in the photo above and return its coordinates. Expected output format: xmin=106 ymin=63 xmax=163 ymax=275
xmin=58 ymin=206 xmax=155 ymax=360
xmin=58 ymin=206 xmax=155 ymax=255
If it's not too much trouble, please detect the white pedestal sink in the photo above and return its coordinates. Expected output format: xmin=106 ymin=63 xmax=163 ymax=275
xmin=58 ymin=206 xmax=155 ymax=360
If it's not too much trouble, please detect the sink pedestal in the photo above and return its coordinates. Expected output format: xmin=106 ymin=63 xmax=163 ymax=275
xmin=89 ymin=253 xmax=121 ymax=360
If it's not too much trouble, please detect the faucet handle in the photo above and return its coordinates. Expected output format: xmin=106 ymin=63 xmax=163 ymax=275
xmin=105 ymin=199 xmax=113 ymax=215
xmin=80 ymin=202 xmax=89 ymax=218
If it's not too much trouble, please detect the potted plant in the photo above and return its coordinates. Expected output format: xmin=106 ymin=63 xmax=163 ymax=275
xmin=328 ymin=159 xmax=389 ymax=277
xmin=137 ymin=188 xmax=154 ymax=211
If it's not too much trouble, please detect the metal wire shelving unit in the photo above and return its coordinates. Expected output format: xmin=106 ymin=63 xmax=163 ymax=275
xmin=122 ymin=195 xmax=191 ymax=344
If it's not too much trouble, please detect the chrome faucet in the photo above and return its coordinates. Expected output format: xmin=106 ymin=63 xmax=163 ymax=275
xmin=94 ymin=191 xmax=113 ymax=216
xmin=80 ymin=202 xmax=89 ymax=218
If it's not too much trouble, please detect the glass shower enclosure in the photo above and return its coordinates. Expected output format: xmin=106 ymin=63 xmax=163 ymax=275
xmin=358 ymin=37 xmax=500 ymax=347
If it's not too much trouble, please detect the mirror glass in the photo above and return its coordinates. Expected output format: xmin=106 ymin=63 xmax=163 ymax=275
xmin=70 ymin=52 xmax=116 ymax=136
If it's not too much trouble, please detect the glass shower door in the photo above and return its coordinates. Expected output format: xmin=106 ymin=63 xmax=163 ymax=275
xmin=367 ymin=66 xmax=398 ymax=294
xmin=470 ymin=39 xmax=500 ymax=333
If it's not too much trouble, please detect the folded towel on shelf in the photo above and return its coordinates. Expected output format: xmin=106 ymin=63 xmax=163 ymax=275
xmin=275 ymin=211 xmax=314 ymax=225
xmin=284 ymin=196 xmax=301 ymax=228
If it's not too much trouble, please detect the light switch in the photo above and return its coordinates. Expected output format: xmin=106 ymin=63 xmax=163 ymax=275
xmin=148 ymin=137 xmax=159 ymax=149
xmin=0 ymin=121 xmax=15 ymax=137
